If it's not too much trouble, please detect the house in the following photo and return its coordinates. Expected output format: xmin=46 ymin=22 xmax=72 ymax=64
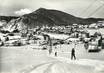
xmin=89 ymin=23 xmax=98 ymax=29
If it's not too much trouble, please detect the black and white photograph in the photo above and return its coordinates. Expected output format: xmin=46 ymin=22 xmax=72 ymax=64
xmin=0 ymin=0 xmax=104 ymax=73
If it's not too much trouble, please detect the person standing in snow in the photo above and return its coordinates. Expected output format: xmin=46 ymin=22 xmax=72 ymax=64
xmin=54 ymin=46 xmax=57 ymax=57
xmin=71 ymin=48 xmax=76 ymax=60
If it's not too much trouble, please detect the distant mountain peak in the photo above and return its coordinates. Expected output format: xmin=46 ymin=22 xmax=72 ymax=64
xmin=37 ymin=7 xmax=47 ymax=10
xmin=32 ymin=8 xmax=47 ymax=14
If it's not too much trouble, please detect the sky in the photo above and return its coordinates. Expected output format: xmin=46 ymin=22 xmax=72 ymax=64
xmin=0 ymin=0 xmax=104 ymax=18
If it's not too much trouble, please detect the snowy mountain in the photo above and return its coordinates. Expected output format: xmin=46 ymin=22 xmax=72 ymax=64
xmin=2 ymin=8 xmax=104 ymax=32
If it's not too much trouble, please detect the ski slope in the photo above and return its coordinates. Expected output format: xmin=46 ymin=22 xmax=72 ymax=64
xmin=0 ymin=46 xmax=104 ymax=73
xmin=21 ymin=56 xmax=104 ymax=73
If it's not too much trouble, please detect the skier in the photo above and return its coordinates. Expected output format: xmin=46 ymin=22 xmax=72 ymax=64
xmin=54 ymin=46 xmax=57 ymax=57
xmin=71 ymin=48 xmax=76 ymax=60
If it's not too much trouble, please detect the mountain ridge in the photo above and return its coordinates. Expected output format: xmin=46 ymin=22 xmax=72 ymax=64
xmin=1 ymin=8 xmax=104 ymax=32
xmin=0 ymin=16 xmax=19 ymax=23
xmin=21 ymin=8 xmax=104 ymax=26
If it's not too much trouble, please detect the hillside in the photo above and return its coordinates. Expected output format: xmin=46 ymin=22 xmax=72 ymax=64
xmin=0 ymin=16 xmax=19 ymax=22
xmin=20 ymin=8 xmax=104 ymax=27
xmin=2 ymin=8 xmax=104 ymax=31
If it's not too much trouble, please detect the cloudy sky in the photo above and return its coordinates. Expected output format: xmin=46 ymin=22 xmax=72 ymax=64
xmin=0 ymin=0 xmax=104 ymax=18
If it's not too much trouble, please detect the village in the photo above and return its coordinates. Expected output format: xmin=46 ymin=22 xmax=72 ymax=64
xmin=1 ymin=20 xmax=104 ymax=73
xmin=1 ymin=0 xmax=104 ymax=73
xmin=0 ymin=20 xmax=104 ymax=54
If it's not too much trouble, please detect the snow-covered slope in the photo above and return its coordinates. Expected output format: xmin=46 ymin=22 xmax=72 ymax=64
xmin=24 ymin=56 xmax=104 ymax=73
xmin=1 ymin=46 xmax=104 ymax=73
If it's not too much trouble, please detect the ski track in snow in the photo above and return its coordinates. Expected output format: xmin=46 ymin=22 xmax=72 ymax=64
xmin=1 ymin=46 xmax=104 ymax=73
xmin=51 ymin=56 xmax=104 ymax=73
xmin=20 ymin=61 xmax=59 ymax=73
xmin=20 ymin=56 xmax=104 ymax=73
